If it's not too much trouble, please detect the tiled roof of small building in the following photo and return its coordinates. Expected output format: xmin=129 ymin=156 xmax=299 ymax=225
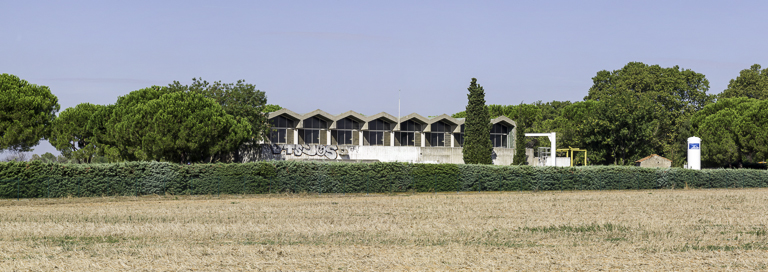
xmin=635 ymin=154 xmax=672 ymax=163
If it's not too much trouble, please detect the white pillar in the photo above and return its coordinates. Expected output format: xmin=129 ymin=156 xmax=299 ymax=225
xmin=293 ymin=129 xmax=299 ymax=145
xmin=688 ymin=136 xmax=701 ymax=170
xmin=359 ymin=131 xmax=363 ymax=146
xmin=450 ymin=133 xmax=455 ymax=147
xmin=390 ymin=131 xmax=395 ymax=146
xmin=327 ymin=130 xmax=331 ymax=145
xmin=548 ymin=133 xmax=556 ymax=167
xmin=420 ymin=133 xmax=425 ymax=147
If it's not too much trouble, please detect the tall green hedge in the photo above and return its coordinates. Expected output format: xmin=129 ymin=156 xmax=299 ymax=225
xmin=0 ymin=161 xmax=766 ymax=198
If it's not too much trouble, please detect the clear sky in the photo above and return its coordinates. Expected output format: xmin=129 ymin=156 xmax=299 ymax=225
xmin=2 ymin=0 xmax=767 ymax=156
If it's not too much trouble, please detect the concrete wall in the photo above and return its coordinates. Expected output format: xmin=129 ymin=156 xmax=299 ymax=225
xmin=245 ymin=144 xmax=514 ymax=165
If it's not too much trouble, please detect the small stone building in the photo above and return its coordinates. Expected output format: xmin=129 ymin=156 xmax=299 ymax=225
xmin=635 ymin=154 xmax=672 ymax=168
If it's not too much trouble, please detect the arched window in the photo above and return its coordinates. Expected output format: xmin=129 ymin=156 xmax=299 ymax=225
xmin=397 ymin=120 xmax=421 ymax=146
xmin=302 ymin=116 xmax=327 ymax=144
xmin=365 ymin=119 xmax=390 ymax=146
xmin=490 ymin=123 xmax=509 ymax=148
xmin=333 ymin=117 xmax=359 ymax=145
xmin=428 ymin=121 xmax=450 ymax=147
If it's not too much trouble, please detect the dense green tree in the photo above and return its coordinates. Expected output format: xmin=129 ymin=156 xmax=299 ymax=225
xmin=558 ymin=94 xmax=662 ymax=165
xmin=690 ymin=97 xmax=766 ymax=167
xmin=462 ymin=78 xmax=493 ymax=164
xmin=168 ymin=79 xmax=270 ymax=161
xmin=168 ymin=78 xmax=269 ymax=142
xmin=0 ymin=74 xmax=60 ymax=151
xmin=696 ymin=108 xmax=742 ymax=167
xmin=86 ymin=104 xmax=120 ymax=161
xmin=720 ymin=64 xmax=768 ymax=100
xmin=105 ymin=86 xmax=175 ymax=161
xmin=113 ymin=91 xmax=251 ymax=162
xmin=585 ymin=62 xmax=713 ymax=166
xmin=737 ymin=99 xmax=768 ymax=163
xmin=49 ymin=103 xmax=100 ymax=163
xmin=557 ymin=102 xmax=596 ymax=164
xmin=512 ymin=115 xmax=527 ymax=165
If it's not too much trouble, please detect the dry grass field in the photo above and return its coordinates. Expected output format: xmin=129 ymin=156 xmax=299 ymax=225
xmin=1 ymin=188 xmax=768 ymax=271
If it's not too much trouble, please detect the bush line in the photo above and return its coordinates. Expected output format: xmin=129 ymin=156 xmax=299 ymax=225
xmin=0 ymin=161 xmax=767 ymax=198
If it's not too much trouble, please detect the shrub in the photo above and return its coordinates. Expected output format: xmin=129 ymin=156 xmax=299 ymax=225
xmin=1 ymin=160 xmax=766 ymax=198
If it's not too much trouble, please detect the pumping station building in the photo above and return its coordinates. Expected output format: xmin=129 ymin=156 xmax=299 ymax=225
xmin=252 ymin=108 xmax=517 ymax=165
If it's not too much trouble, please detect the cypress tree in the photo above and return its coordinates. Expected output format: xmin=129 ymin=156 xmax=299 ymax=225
xmin=513 ymin=116 xmax=527 ymax=165
xmin=462 ymin=78 xmax=493 ymax=164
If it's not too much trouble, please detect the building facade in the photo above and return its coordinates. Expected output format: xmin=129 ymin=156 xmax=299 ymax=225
xmin=250 ymin=109 xmax=517 ymax=165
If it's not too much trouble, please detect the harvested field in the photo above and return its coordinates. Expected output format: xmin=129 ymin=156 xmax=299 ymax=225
xmin=1 ymin=189 xmax=768 ymax=271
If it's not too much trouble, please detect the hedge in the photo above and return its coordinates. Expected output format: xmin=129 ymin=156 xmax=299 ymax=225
xmin=0 ymin=161 xmax=767 ymax=198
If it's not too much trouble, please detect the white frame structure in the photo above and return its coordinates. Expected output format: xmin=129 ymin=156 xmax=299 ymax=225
xmin=524 ymin=132 xmax=557 ymax=166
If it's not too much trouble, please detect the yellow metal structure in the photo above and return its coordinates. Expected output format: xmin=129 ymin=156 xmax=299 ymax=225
xmin=556 ymin=147 xmax=588 ymax=166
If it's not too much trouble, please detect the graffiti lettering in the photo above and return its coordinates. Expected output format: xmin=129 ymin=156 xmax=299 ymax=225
xmin=271 ymin=144 xmax=340 ymax=159
xmin=304 ymin=144 xmax=317 ymax=156
xmin=295 ymin=144 xmax=303 ymax=156
xmin=325 ymin=145 xmax=337 ymax=159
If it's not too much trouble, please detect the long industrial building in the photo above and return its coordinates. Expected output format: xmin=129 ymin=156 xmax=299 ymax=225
xmin=254 ymin=108 xmax=517 ymax=165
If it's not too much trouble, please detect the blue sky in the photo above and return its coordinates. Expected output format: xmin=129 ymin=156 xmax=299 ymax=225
xmin=2 ymin=1 xmax=766 ymax=156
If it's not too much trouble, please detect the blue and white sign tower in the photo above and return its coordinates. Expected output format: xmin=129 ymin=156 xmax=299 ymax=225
xmin=687 ymin=136 xmax=701 ymax=170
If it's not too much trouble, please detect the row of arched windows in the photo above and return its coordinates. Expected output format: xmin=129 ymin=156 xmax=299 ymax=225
xmin=270 ymin=116 xmax=510 ymax=147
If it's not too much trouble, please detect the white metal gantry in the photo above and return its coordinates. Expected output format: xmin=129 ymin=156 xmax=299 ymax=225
xmin=524 ymin=132 xmax=557 ymax=166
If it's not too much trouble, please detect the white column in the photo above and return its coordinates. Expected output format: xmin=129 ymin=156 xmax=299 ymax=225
xmin=293 ymin=129 xmax=299 ymax=145
xmin=548 ymin=133 xmax=556 ymax=167
xmin=420 ymin=133 xmax=425 ymax=147
xmin=359 ymin=131 xmax=363 ymax=146
xmin=327 ymin=130 xmax=331 ymax=145
xmin=390 ymin=131 xmax=395 ymax=146
xmin=450 ymin=133 xmax=455 ymax=147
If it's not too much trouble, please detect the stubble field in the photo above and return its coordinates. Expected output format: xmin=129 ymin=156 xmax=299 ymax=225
xmin=1 ymin=188 xmax=767 ymax=271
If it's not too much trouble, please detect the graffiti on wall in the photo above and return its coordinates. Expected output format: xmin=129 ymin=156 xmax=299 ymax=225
xmin=271 ymin=144 xmax=339 ymax=159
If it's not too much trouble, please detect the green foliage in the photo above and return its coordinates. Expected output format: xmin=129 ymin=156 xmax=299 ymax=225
xmin=139 ymin=91 xmax=251 ymax=163
xmin=483 ymin=102 xmax=572 ymax=153
xmin=106 ymin=86 xmax=175 ymax=161
xmin=50 ymin=103 xmax=100 ymax=163
xmin=570 ymin=94 xmax=662 ymax=165
xmin=584 ymin=62 xmax=713 ymax=166
xmin=2 ymin=160 xmax=766 ymax=199
xmin=264 ymin=104 xmax=282 ymax=113
xmin=720 ymin=64 xmax=768 ymax=100
xmin=89 ymin=86 xmax=251 ymax=163
xmin=692 ymin=98 xmax=768 ymax=167
xmin=29 ymin=153 xmax=58 ymax=164
xmin=87 ymin=104 xmax=120 ymax=161
xmin=463 ymin=78 xmax=493 ymax=164
xmin=0 ymin=74 xmax=60 ymax=152
xmin=513 ymin=121 xmax=527 ymax=165
xmin=167 ymin=78 xmax=269 ymax=144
